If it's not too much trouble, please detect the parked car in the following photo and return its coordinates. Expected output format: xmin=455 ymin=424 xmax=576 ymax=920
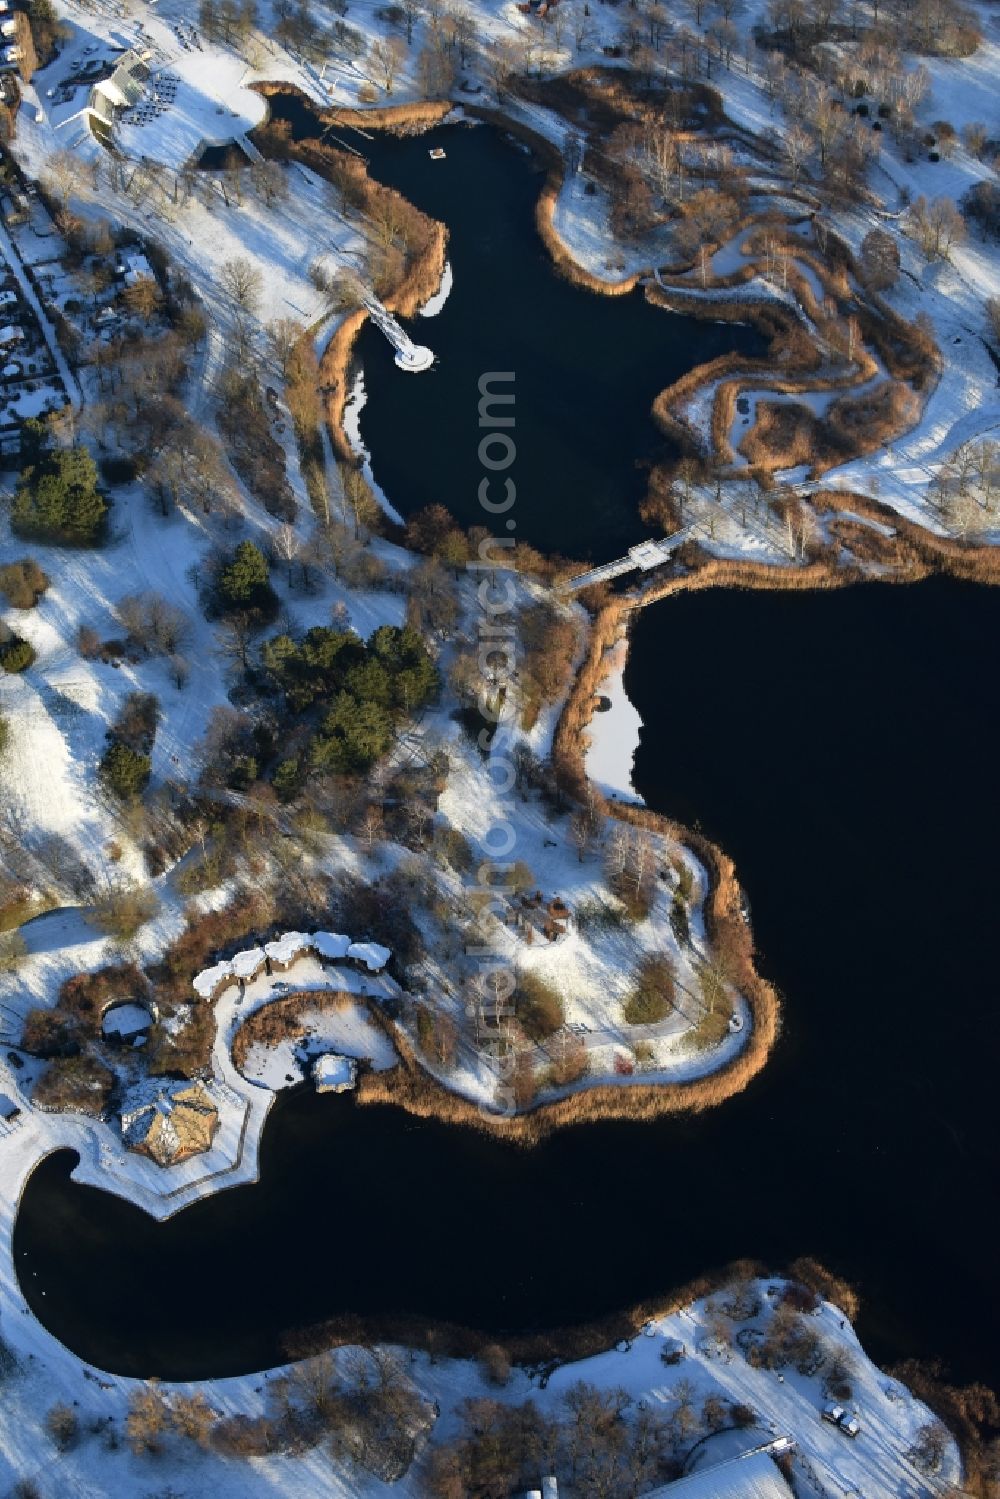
xmin=822 ymin=1402 xmax=861 ymax=1437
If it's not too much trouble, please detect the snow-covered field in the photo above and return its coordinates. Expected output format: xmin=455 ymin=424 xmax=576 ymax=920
xmin=0 ymin=1275 xmax=963 ymax=1496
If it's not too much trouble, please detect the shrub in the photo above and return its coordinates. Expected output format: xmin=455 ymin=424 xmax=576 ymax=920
xmin=546 ymin=1032 xmax=588 ymax=1088
xmin=33 ymin=1055 xmax=114 ymax=1116
xmin=21 ymin=1007 xmax=79 ymax=1058
xmin=0 ymin=931 xmax=25 ymax=974
xmin=77 ymin=623 xmax=101 ymax=659
xmin=11 ymin=445 xmax=107 ymax=543
xmin=87 ymin=881 xmax=158 ymax=939
xmin=214 ymin=540 xmax=279 ymax=623
xmin=987 ymin=297 xmax=1000 ymax=346
xmin=111 ymin=690 xmax=160 ymax=753
xmin=0 ymin=712 xmax=8 ymax=761
xmin=0 ymin=558 xmax=49 ymax=608
xmin=479 ymin=1343 xmax=512 ymax=1387
xmin=623 ymin=954 xmax=675 ymax=1025
xmin=126 ymin=1383 xmax=171 ymax=1455
xmin=516 ymin=972 xmax=564 ymax=1040
xmin=99 ymin=742 xmax=151 ymax=800
xmin=216 ymin=365 xmax=295 ymax=521
xmin=963 ymin=180 xmax=1000 ymax=241
xmin=687 ymin=1004 xmax=731 ymax=1052
xmin=783 ymin=1281 xmax=820 ymax=1313
xmin=45 ymin=1402 xmax=79 ymax=1452
xmin=859 ymin=227 xmax=900 ymax=291
xmin=825 ymin=1355 xmax=854 ymax=1400
xmin=147 ymin=1003 xmax=215 ymax=1078
xmin=0 ymin=635 xmax=35 ymax=674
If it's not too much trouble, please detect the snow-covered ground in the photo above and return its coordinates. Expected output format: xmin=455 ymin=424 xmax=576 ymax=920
xmin=584 ymin=634 xmax=644 ymax=803
xmin=0 ymin=1274 xmax=963 ymax=1496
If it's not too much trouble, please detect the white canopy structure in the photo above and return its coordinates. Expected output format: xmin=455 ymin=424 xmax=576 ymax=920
xmin=347 ymin=941 xmax=391 ymax=973
xmin=649 ymin=1451 xmax=793 ymax=1499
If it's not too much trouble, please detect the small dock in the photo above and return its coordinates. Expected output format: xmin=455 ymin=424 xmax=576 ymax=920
xmin=363 ymin=294 xmax=434 ymax=373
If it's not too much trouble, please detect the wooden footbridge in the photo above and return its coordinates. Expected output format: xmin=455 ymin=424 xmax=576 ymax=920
xmin=559 ymin=523 xmax=702 ymax=593
xmin=559 ymin=490 xmax=796 ymax=594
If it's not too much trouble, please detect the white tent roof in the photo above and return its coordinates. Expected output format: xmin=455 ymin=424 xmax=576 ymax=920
xmin=347 ymin=941 xmax=391 ymax=972
xmin=312 ymin=931 xmax=351 ymax=960
xmin=192 ymin=960 xmax=233 ymax=999
xmin=264 ymin=931 xmax=311 ymax=965
xmin=230 ymin=947 xmax=265 ymax=980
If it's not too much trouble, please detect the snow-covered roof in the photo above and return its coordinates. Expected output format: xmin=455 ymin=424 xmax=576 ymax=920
xmin=264 ymin=931 xmax=312 ymax=966
xmin=101 ymin=1002 xmax=153 ymax=1039
xmin=311 ymin=931 xmax=351 ymax=960
xmin=312 ymin=1053 xmax=357 ymax=1092
xmin=122 ymin=253 xmax=154 ymax=286
xmin=230 ymin=947 xmax=265 ymax=980
xmin=650 ymin=1451 xmax=793 ymax=1499
xmin=94 ymin=78 xmax=130 ymax=109
xmin=192 ymin=960 xmax=234 ymax=1000
xmin=120 ymin=1078 xmax=218 ymax=1167
xmin=347 ymin=941 xmax=391 ymax=972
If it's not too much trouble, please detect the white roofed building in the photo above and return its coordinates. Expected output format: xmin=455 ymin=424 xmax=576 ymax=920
xmin=647 ymin=1450 xmax=794 ymax=1499
xmin=264 ymin=932 xmax=312 ymax=972
xmin=192 ymin=961 xmax=235 ymax=1002
xmin=312 ymin=1054 xmax=358 ymax=1093
xmin=347 ymin=941 xmax=391 ymax=973
xmin=312 ymin=931 xmax=352 ymax=961
xmin=120 ymin=252 xmax=155 ymax=287
xmin=230 ymin=947 xmax=266 ymax=983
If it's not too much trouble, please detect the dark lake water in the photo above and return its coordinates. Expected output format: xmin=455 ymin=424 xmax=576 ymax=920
xmin=15 ymin=577 xmax=1000 ymax=1384
xmin=266 ymin=97 xmax=764 ymax=560
xmin=12 ymin=107 xmax=1000 ymax=1390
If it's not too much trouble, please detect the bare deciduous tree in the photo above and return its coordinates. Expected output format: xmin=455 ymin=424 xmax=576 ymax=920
xmin=369 ymin=35 xmax=406 ymax=93
xmin=220 ymin=255 xmax=264 ymax=315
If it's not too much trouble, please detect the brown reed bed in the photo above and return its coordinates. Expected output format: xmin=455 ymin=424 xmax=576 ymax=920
xmin=320 ymin=307 xmax=368 ymax=466
xmin=814 ymin=488 xmax=1000 ymax=585
xmin=886 ymin=1360 xmax=1000 ymax=1498
xmin=284 ymin=1253 xmax=860 ymax=1368
xmin=252 ymin=81 xmax=452 ymax=134
xmin=738 ymin=399 xmax=822 ymax=472
xmin=467 ymin=104 xmax=644 ymax=297
xmin=231 ymin=988 xmax=357 ymax=1074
